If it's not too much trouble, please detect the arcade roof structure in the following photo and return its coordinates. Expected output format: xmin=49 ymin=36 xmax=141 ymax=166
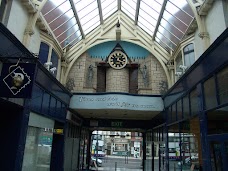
xmin=39 ymin=0 xmax=197 ymax=52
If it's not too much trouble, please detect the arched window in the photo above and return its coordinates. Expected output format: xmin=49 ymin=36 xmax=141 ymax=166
xmin=183 ymin=43 xmax=195 ymax=68
xmin=38 ymin=42 xmax=59 ymax=77
xmin=51 ymin=50 xmax=59 ymax=77
xmin=175 ymin=52 xmax=183 ymax=73
xmin=39 ymin=42 xmax=49 ymax=64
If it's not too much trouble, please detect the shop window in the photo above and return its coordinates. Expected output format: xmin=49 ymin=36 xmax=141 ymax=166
xmin=190 ymin=88 xmax=199 ymax=116
xmin=183 ymin=95 xmax=190 ymax=118
xmin=114 ymin=143 xmax=128 ymax=151
xmin=172 ymin=103 xmax=177 ymax=122
xmin=22 ymin=126 xmax=53 ymax=171
xmin=180 ymin=119 xmax=201 ymax=170
xmin=177 ymin=99 xmax=182 ymax=120
xmin=168 ymin=124 xmax=180 ymax=162
xmin=217 ymin=66 xmax=228 ymax=104
xmin=207 ymin=106 xmax=228 ymax=135
xmin=168 ymin=106 xmax=172 ymax=123
xmin=204 ymin=77 xmax=217 ymax=110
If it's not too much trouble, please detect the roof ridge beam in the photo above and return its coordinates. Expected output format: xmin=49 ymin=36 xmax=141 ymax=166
xmin=118 ymin=0 xmax=121 ymax=10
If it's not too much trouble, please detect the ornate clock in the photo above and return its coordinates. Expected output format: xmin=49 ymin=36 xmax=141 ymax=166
xmin=108 ymin=50 xmax=128 ymax=69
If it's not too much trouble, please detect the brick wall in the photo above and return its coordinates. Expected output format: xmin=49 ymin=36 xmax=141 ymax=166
xmin=106 ymin=68 xmax=129 ymax=93
xmin=67 ymin=52 xmax=167 ymax=95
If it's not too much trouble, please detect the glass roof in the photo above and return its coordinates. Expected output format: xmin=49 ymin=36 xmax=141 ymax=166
xmin=41 ymin=0 xmax=194 ymax=52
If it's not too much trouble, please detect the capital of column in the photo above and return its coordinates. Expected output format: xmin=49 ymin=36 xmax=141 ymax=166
xmin=198 ymin=32 xmax=210 ymax=39
xmin=24 ymin=28 xmax=35 ymax=36
xmin=166 ymin=60 xmax=174 ymax=71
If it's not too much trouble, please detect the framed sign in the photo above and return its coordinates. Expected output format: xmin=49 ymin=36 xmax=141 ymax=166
xmin=0 ymin=63 xmax=36 ymax=98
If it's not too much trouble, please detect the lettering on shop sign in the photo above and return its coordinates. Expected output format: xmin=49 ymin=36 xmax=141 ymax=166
xmin=111 ymin=121 xmax=123 ymax=127
xmin=78 ymin=96 xmax=156 ymax=109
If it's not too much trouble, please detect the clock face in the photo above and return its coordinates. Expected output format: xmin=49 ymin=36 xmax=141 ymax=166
xmin=108 ymin=51 xmax=128 ymax=69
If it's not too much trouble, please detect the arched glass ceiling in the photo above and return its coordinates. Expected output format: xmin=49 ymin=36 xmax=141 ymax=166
xmin=41 ymin=0 xmax=194 ymax=52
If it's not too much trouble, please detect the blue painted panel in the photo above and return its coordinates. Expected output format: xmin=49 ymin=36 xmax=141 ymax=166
xmin=49 ymin=96 xmax=57 ymax=117
xmin=61 ymin=103 xmax=67 ymax=120
xmin=30 ymin=84 xmax=43 ymax=112
xmin=87 ymin=41 xmax=150 ymax=59
xmin=56 ymin=100 xmax=62 ymax=116
xmin=36 ymin=66 xmax=71 ymax=104
xmin=30 ymin=84 xmax=67 ymax=121
xmin=42 ymin=92 xmax=50 ymax=114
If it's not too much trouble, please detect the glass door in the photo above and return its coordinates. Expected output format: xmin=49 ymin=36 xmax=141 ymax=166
xmin=209 ymin=135 xmax=228 ymax=171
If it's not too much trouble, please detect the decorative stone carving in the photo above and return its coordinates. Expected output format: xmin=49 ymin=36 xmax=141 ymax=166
xmin=66 ymin=78 xmax=75 ymax=91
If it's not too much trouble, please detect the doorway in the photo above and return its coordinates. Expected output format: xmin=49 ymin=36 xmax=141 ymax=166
xmin=208 ymin=134 xmax=228 ymax=171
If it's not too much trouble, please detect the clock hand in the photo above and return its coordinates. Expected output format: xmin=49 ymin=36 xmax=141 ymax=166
xmin=117 ymin=57 xmax=123 ymax=64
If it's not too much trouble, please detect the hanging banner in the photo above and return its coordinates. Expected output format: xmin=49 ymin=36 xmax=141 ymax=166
xmin=0 ymin=63 xmax=36 ymax=98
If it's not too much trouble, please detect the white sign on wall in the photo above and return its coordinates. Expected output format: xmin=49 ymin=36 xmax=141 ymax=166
xmin=70 ymin=94 xmax=164 ymax=111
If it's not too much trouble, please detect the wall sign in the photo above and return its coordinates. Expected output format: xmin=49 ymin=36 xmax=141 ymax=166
xmin=70 ymin=94 xmax=164 ymax=111
xmin=0 ymin=63 xmax=36 ymax=98
xmin=111 ymin=121 xmax=123 ymax=127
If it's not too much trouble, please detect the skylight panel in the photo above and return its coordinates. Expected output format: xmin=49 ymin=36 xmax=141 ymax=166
xmin=42 ymin=0 xmax=72 ymax=24
xmin=157 ymin=26 xmax=180 ymax=45
xmin=169 ymin=0 xmax=194 ymax=17
xmin=138 ymin=16 xmax=154 ymax=36
xmin=53 ymin=17 xmax=77 ymax=39
xmin=60 ymin=29 xmax=81 ymax=47
xmin=153 ymin=0 xmax=194 ymax=52
xmin=49 ymin=9 xmax=74 ymax=30
xmin=41 ymin=0 xmax=68 ymax=15
xmin=163 ymin=10 xmax=188 ymax=32
xmin=155 ymin=37 xmax=170 ymax=52
xmin=166 ymin=2 xmax=190 ymax=26
xmin=156 ymin=31 xmax=176 ymax=50
xmin=122 ymin=0 xmax=137 ymax=21
xmin=138 ymin=0 xmax=163 ymax=36
xmin=74 ymin=0 xmax=100 ymax=34
xmin=67 ymin=35 xmax=83 ymax=49
xmin=160 ymin=18 xmax=183 ymax=39
xmin=101 ymin=0 xmax=117 ymax=20
xmin=41 ymin=0 xmax=82 ymax=48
